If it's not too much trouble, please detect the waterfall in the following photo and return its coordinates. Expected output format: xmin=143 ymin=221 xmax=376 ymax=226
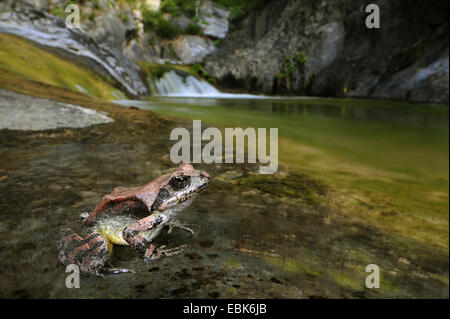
xmin=155 ymin=71 xmax=220 ymax=97
xmin=153 ymin=70 xmax=264 ymax=98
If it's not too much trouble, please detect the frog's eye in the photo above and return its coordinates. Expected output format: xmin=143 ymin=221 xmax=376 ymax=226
xmin=170 ymin=175 xmax=191 ymax=190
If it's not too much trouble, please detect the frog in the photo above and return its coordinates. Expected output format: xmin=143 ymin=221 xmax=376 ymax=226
xmin=56 ymin=163 xmax=210 ymax=276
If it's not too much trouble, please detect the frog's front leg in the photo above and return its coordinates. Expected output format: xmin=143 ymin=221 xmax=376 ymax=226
xmin=123 ymin=215 xmax=187 ymax=261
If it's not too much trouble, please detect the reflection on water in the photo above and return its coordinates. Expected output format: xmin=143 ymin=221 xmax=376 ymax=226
xmin=118 ymin=97 xmax=449 ymax=129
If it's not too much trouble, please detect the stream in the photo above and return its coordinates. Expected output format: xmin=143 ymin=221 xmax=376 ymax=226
xmin=0 ymin=80 xmax=448 ymax=299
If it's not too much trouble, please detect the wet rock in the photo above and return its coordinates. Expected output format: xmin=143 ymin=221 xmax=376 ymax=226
xmin=175 ymin=268 xmax=192 ymax=279
xmin=86 ymin=9 xmax=138 ymax=55
xmin=0 ymin=4 xmax=148 ymax=97
xmin=270 ymin=277 xmax=283 ymax=284
xmin=185 ymin=252 xmax=203 ymax=260
xmin=171 ymin=286 xmax=189 ymax=297
xmin=173 ymin=14 xmax=192 ymax=33
xmin=135 ymin=283 xmax=147 ymax=293
xmin=199 ymin=239 xmax=214 ymax=248
xmin=208 ymin=291 xmax=220 ymax=298
xmin=0 ymin=89 xmax=114 ymax=131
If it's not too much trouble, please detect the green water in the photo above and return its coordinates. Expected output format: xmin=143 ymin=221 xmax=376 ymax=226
xmin=1 ymin=94 xmax=448 ymax=298
xmin=118 ymin=96 xmax=449 ymax=253
xmin=118 ymin=97 xmax=448 ymax=177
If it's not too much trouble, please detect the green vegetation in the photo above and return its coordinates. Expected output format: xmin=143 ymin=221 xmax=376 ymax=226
xmin=161 ymin=0 xmax=197 ymax=17
xmin=92 ymin=0 xmax=101 ymax=10
xmin=148 ymin=37 xmax=156 ymax=46
xmin=0 ymin=33 xmax=123 ymax=100
xmin=191 ymin=63 xmax=214 ymax=83
xmin=142 ymin=9 xmax=181 ymax=39
xmin=212 ymin=0 xmax=268 ymax=20
xmin=117 ymin=11 xmax=129 ymax=23
xmin=186 ymin=21 xmax=202 ymax=35
xmin=276 ymin=52 xmax=306 ymax=79
xmin=294 ymin=51 xmax=307 ymax=64
xmin=51 ymin=6 xmax=62 ymax=16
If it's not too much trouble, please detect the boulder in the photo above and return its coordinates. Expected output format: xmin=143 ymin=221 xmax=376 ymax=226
xmin=199 ymin=0 xmax=230 ymax=39
xmin=171 ymin=35 xmax=216 ymax=64
xmin=0 ymin=89 xmax=114 ymax=131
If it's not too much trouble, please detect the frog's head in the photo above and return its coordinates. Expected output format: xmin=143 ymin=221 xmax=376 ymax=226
xmin=151 ymin=163 xmax=210 ymax=214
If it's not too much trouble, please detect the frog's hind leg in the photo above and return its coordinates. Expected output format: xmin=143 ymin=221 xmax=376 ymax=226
xmin=57 ymin=228 xmax=113 ymax=275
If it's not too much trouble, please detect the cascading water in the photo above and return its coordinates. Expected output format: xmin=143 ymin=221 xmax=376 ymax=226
xmin=155 ymin=71 xmax=220 ymax=97
xmin=154 ymin=70 xmax=264 ymax=98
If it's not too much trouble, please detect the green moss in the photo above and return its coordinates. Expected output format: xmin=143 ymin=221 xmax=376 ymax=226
xmin=0 ymin=33 xmax=123 ymax=100
xmin=237 ymin=173 xmax=328 ymax=205
xmin=225 ymin=258 xmax=242 ymax=268
xmin=328 ymin=269 xmax=365 ymax=291
xmin=265 ymin=257 xmax=320 ymax=278
xmin=138 ymin=61 xmax=168 ymax=80
xmin=139 ymin=61 xmax=214 ymax=86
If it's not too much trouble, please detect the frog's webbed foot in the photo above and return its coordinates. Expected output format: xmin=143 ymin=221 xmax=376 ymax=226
xmin=167 ymin=218 xmax=195 ymax=235
xmin=143 ymin=244 xmax=188 ymax=262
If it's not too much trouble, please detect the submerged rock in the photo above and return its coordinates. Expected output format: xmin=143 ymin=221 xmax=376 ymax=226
xmin=0 ymin=89 xmax=114 ymax=130
xmin=0 ymin=4 xmax=148 ymax=98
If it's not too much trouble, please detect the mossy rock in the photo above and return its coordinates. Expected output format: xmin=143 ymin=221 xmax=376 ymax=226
xmin=237 ymin=172 xmax=328 ymax=204
xmin=0 ymin=33 xmax=123 ymax=100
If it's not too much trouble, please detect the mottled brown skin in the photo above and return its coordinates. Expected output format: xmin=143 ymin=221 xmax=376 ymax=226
xmin=56 ymin=164 xmax=210 ymax=276
xmin=57 ymin=229 xmax=110 ymax=275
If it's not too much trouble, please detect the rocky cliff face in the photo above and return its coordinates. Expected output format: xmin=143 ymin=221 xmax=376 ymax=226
xmin=0 ymin=0 xmax=447 ymax=103
xmin=80 ymin=0 xmax=229 ymax=65
xmin=204 ymin=0 xmax=449 ymax=104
